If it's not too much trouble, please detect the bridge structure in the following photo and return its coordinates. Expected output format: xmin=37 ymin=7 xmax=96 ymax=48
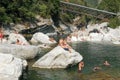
xmin=60 ymin=1 xmax=118 ymax=19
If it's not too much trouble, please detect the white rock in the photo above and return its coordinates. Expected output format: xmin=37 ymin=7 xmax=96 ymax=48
xmin=0 ymin=44 xmax=39 ymax=59
xmin=98 ymin=22 xmax=108 ymax=28
xmin=102 ymin=28 xmax=120 ymax=42
xmin=30 ymin=32 xmax=56 ymax=44
xmin=60 ymin=24 xmax=68 ymax=30
xmin=71 ymin=36 xmax=78 ymax=42
xmin=70 ymin=22 xmax=120 ymax=43
xmin=14 ymin=24 xmax=26 ymax=32
xmin=113 ymin=41 xmax=120 ymax=44
xmin=8 ymin=33 xmax=29 ymax=45
xmin=0 ymin=53 xmax=27 ymax=80
xmin=32 ymin=46 xmax=83 ymax=69
xmin=102 ymin=33 xmax=113 ymax=41
xmin=109 ymin=28 xmax=120 ymax=40
xmin=89 ymin=33 xmax=103 ymax=41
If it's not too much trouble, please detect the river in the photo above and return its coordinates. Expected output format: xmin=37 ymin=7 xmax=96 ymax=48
xmin=23 ymin=41 xmax=120 ymax=80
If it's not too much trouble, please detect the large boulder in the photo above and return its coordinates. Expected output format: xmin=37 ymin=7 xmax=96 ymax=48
xmin=87 ymin=22 xmax=108 ymax=31
xmin=32 ymin=46 xmax=83 ymax=68
xmin=30 ymin=32 xmax=56 ymax=45
xmin=0 ymin=44 xmax=39 ymax=59
xmin=0 ymin=53 xmax=27 ymax=80
xmin=108 ymin=28 xmax=120 ymax=41
xmin=89 ymin=33 xmax=104 ymax=41
xmin=102 ymin=28 xmax=120 ymax=42
xmin=102 ymin=33 xmax=113 ymax=41
xmin=8 ymin=33 xmax=29 ymax=45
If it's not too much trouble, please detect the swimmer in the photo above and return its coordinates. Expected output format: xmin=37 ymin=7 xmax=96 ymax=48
xmin=93 ymin=66 xmax=101 ymax=72
xmin=78 ymin=61 xmax=84 ymax=72
xmin=103 ymin=61 xmax=110 ymax=66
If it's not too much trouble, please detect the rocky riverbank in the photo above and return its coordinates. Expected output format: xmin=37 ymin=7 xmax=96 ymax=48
xmin=0 ymin=16 xmax=120 ymax=80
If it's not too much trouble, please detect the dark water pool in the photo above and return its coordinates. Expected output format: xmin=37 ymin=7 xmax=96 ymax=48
xmin=23 ymin=41 xmax=120 ymax=80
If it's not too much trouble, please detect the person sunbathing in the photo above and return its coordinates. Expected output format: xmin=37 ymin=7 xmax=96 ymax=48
xmin=16 ymin=39 xmax=22 ymax=45
xmin=58 ymin=38 xmax=71 ymax=52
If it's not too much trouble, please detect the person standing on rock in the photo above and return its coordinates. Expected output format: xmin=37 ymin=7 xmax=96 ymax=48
xmin=0 ymin=28 xmax=3 ymax=43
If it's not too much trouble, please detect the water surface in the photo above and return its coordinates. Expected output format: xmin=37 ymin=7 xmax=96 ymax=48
xmin=25 ymin=41 xmax=120 ymax=80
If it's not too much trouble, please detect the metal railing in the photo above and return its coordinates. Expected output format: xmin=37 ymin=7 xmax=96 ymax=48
xmin=60 ymin=1 xmax=117 ymax=19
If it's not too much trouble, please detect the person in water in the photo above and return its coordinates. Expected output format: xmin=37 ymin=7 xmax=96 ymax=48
xmin=103 ymin=61 xmax=110 ymax=66
xmin=78 ymin=61 xmax=84 ymax=72
xmin=58 ymin=38 xmax=72 ymax=52
xmin=93 ymin=66 xmax=102 ymax=72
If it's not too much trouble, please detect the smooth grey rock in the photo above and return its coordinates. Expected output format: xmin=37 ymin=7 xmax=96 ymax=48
xmin=33 ymin=46 xmax=83 ymax=69
xmin=0 ymin=53 xmax=27 ymax=80
xmin=0 ymin=44 xmax=39 ymax=59
xmin=8 ymin=33 xmax=29 ymax=45
xmin=30 ymin=32 xmax=56 ymax=45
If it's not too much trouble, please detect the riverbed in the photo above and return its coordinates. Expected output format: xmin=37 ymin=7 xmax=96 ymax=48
xmin=24 ymin=41 xmax=120 ymax=80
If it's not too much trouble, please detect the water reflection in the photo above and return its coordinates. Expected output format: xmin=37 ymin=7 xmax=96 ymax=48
xmin=25 ymin=42 xmax=120 ymax=80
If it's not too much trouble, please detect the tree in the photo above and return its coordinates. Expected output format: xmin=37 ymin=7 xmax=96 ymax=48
xmin=97 ymin=0 xmax=120 ymax=28
xmin=97 ymin=0 xmax=120 ymax=13
xmin=0 ymin=0 xmax=48 ymax=25
xmin=46 ymin=0 xmax=60 ymax=28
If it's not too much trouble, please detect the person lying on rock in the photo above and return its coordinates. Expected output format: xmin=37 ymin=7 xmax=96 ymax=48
xmin=58 ymin=38 xmax=72 ymax=53
xmin=16 ymin=39 xmax=22 ymax=45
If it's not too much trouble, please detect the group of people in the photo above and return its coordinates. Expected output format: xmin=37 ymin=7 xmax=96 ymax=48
xmin=78 ymin=60 xmax=110 ymax=73
xmin=93 ymin=61 xmax=110 ymax=72
xmin=57 ymin=37 xmax=111 ymax=73
xmin=0 ymin=28 xmax=27 ymax=45
xmin=1 ymin=26 xmax=111 ymax=73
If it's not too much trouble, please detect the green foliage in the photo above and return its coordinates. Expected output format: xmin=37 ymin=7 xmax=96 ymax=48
xmin=0 ymin=0 xmax=119 ymax=28
xmin=0 ymin=7 xmax=6 ymax=14
xmin=0 ymin=0 xmax=61 ymax=25
xmin=39 ymin=4 xmax=48 ymax=18
xmin=68 ymin=0 xmax=85 ymax=5
xmin=45 ymin=0 xmax=60 ymax=27
xmin=60 ymin=13 xmax=72 ymax=23
xmin=97 ymin=0 xmax=120 ymax=28
xmin=108 ymin=17 xmax=120 ymax=28
xmin=0 ymin=0 xmax=49 ymax=24
xmin=48 ymin=0 xmax=60 ymax=14
xmin=98 ymin=0 xmax=120 ymax=13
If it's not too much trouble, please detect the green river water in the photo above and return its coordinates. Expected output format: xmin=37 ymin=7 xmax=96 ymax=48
xmin=24 ymin=41 xmax=120 ymax=80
